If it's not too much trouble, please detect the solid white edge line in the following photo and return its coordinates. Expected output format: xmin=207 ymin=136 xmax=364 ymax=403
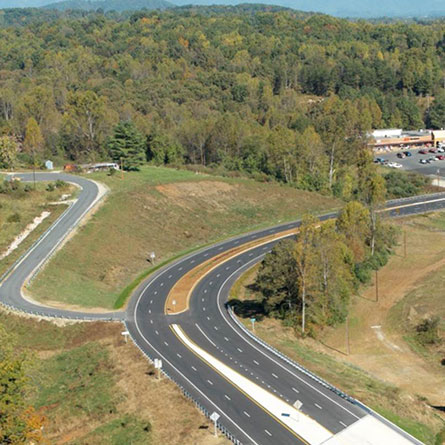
xmin=215 ymin=253 xmax=362 ymax=422
xmin=132 ymin=274 xmax=261 ymax=445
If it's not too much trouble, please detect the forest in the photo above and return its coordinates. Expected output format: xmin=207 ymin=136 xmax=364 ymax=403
xmin=0 ymin=6 xmax=445 ymax=195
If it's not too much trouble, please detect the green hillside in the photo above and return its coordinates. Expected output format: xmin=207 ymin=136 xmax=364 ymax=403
xmin=43 ymin=0 xmax=173 ymax=11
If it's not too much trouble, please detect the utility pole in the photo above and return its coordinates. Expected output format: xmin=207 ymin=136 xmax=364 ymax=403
xmin=403 ymin=231 xmax=406 ymax=257
xmin=345 ymin=316 xmax=350 ymax=355
xmin=32 ymin=148 xmax=36 ymax=190
xmin=375 ymin=270 xmax=379 ymax=303
xmin=120 ymin=157 xmax=124 ymax=180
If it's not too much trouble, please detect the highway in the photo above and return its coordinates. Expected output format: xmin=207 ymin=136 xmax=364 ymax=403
xmin=3 ymin=172 xmax=445 ymax=443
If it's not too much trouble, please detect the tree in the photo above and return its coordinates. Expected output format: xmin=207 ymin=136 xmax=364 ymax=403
xmin=24 ymin=117 xmax=44 ymax=188
xmin=293 ymin=214 xmax=319 ymax=334
xmin=107 ymin=121 xmax=146 ymax=171
xmin=336 ymin=201 xmax=370 ymax=262
xmin=61 ymin=91 xmax=115 ymax=158
xmin=428 ymin=91 xmax=445 ymax=129
xmin=255 ymin=239 xmax=298 ymax=315
xmin=0 ymin=135 xmax=18 ymax=169
xmin=312 ymin=221 xmax=354 ymax=325
xmin=0 ymin=326 xmax=46 ymax=444
xmin=357 ymin=150 xmax=387 ymax=255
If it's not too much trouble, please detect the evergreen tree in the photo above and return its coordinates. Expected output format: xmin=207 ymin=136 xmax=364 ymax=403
xmin=107 ymin=121 xmax=146 ymax=171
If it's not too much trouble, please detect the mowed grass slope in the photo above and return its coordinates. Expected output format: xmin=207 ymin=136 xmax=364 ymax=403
xmin=0 ymin=311 xmax=228 ymax=445
xmin=30 ymin=166 xmax=340 ymax=309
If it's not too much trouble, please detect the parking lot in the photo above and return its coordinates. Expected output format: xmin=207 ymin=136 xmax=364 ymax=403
xmin=375 ymin=147 xmax=445 ymax=178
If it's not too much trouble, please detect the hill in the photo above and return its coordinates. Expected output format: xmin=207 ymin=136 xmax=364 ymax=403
xmin=42 ymin=0 xmax=173 ymax=11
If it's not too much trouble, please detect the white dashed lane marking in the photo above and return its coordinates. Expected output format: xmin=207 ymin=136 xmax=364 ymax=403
xmin=315 ymin=403 xmax=323 ymax=410
xmin=272 ymin=373 xmax=279 ymax=379
xmin=225 ymin=394 xmax=231 ymax=400
xmin=339 ymin=421 xmax=347 ymax=428
xmin=243 ymin=411 xmax=251 ymax=418
xmin=265 ymin=430 xmax=272 ymax=437
xmin=292 ymin=387 xmax=299 ymax=393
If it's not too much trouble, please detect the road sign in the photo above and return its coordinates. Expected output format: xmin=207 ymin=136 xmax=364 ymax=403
xmin=210 ymin=412 xmax=220 ymax=437
xmin=121 ymin=331 xmax=129 ymax=343
xmin=210 ymin=412 xmax=220 ymax=422
xmin=154 ymin=359 xmax=162 ymax=369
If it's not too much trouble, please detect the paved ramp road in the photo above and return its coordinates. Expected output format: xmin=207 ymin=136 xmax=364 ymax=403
xmin=0 ymin=172 xmax=124 ymax=320
xmin=2 ymin=172 xmax=443 ymax=443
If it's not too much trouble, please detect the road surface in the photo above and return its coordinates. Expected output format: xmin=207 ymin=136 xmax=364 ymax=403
xmin=2 ymin=172 xmax=445 ymax=443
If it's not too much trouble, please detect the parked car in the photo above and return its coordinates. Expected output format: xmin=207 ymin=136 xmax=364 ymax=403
xmin=429 ymin=157 xmax=437 ymax=162
xmin=419 ymin=149 xmax=428 ymax=154
xmin=420 ymin=159 xmax=428 ymax=164
xmin=397 ymin=152 xmax=406 ymax=159
xmin=403 ymin=151 xmax=412 ymax=157
xmin=436 ymin=155 xmax=445 ymax=161
xmin=429 ymin=148 xmax=437 ymax=154
xmin=387 ymin=162 xmax=402 ymax=169
xmin=374 ymin=157 xmax=386 ymax=164
xmin=438 ymin=147 xmax=445 ymax=153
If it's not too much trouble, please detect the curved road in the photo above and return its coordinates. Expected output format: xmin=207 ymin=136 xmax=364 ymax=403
xmin=0 ymin=172 xmax=124 ymax=320
xmin=2 ymin=172 xmax=445 ymax=443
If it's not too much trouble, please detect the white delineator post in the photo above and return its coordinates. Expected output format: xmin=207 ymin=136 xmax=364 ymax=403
xmin=121 ymin=331 xmax=129 ymax=343
xmin=154 ymin=358 xmax=162 ymax=380
xmin=210 ymin=412 xmax=220 ymax=437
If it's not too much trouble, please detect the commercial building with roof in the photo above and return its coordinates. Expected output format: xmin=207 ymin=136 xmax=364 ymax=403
xmin=370 ymin=129 xmax=434 ymax=151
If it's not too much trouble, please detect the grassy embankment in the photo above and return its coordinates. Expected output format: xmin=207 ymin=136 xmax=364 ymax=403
xmin=29 ymin=166 xmax=341 ymax=310
xmin=230 ymin=213 xmax=445 ymax=444
xmin=0 ymin=311 xmax=228 ymax=444
xmin=0 ymin=179 xmax=74 ymax=277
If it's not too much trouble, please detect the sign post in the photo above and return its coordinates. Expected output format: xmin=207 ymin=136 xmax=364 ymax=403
xmin=250 ymin=318 xmax=256 ymax=332
xmin=121 ymin=331 xmax=129 ymax=343
xmin=210 ymin=412 xmax=220 ymax=437
xmin=149 ymin=251 xmax=156 ymax=264
xmin=154 ymin=358 xmax=163 ymax=380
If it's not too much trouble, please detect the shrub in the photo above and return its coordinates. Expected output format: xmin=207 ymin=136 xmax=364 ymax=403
xmin=416 ymin=317 xmax=441 ymax=345
xmin=24 ymin=184 xmax=32 ymax=192
xmin=55 ymin=180 xmax=67 ymax=188
xmin=46 ymin=182 xmax=55 ymax=192
xmin=7 ymin=212 xmax=21 ymax=223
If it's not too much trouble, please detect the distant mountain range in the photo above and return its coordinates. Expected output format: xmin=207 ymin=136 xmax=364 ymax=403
xmin=41 ymin=0 xmax=173 ymax=11
xmin=0 ymin=0 xmax=444 ymax=18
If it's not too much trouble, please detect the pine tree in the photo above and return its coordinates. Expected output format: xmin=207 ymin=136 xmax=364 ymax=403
xmin=107 ymin=121 xmax=146 ymax=171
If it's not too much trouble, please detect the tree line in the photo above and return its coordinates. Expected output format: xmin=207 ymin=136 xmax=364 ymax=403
xmin=253 ymin=153 xmax=395 ymax=334
xmin=0 ymin=8 xmax=445 ymax=193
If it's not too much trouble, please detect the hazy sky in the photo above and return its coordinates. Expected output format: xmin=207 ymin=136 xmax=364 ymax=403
xmin=1 ymin=0 xmax=444 ymax=18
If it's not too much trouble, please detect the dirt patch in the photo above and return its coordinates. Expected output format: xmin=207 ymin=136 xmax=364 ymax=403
xmin=156 ymin=181 xmax=237 ymax=210
xmin=319 ymin=216 xmax=445 ymax=406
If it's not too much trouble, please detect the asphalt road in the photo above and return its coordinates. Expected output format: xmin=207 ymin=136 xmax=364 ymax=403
xmin=126 ymin=195 xmax=442 ymax=445
xmin=2 ymin=172 xmax=444 ymax=444
xmin=0 ymin=172 xmax=124 ymax=320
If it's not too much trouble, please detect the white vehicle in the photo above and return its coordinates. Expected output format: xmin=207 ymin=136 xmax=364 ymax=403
xmin=438 ymin=147 xmax=445 ymax=153
xmin=393 ymin=162 xmax=403 ymax=169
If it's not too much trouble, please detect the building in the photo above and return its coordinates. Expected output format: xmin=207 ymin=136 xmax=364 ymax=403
xmin=370 ymin=129 xmax=433 ymax=150
xmin=432 ymin=130 xmax=445 ymax=147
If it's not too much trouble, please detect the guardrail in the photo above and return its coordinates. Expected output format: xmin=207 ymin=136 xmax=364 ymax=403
xmin=124 ymin=321 xmax=243 ymax=445
xmin=227 ymin=307 xmax=424 ymax=445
